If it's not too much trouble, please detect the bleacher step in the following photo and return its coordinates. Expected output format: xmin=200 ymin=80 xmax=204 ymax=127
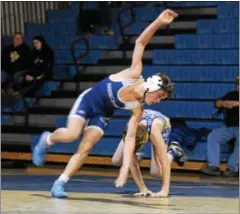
xmin=101 ymin=50 xmax=152 ymax=60
xmin=98 ymin=58 xmax=152 ymax=65
xmin=156 ymin=21 xmax=197 ymax=35
xmin=2 ymin=115 xmax=59 ymax=128
xmin=1 ymin=133 xmax=32 ymax=145
xmin=61 ymin=82 xmax=96 ymax=91
xmin=2 ymin=125 xmax=54 ymax=134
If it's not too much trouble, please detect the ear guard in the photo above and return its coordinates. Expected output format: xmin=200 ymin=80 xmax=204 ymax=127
xmin=144 ymin=75 xmax=174 ymax=94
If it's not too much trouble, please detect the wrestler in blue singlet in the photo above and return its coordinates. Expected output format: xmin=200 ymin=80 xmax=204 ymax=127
xmin=141 ymin=109 xmax=171 ymax=145
xmin=69 ymin=75 xmax=144 ymax=132
xmin=124 ymin=109 xmax=171 ymax=152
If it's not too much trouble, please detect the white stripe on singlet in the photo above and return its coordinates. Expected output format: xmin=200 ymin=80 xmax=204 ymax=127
xmin=68 ymin=88 xmax=92 ymax=120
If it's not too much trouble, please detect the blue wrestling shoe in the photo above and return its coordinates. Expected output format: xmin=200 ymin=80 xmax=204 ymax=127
xmin=32 ymin=131 xmax=50 ymax=166
xmin=51 ymin=180 xmax=68 ymax=198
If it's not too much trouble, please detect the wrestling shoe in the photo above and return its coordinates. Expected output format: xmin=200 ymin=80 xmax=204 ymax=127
xmin=168 ymin=141 xmax=188 ymax=167
xmin=32 ymin=131 xmax=50 ymax=166
xmin=51 ymin=180 xmax=68 ymax=198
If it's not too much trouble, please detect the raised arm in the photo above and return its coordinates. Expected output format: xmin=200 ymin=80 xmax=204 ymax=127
xmin=129 ymin=9 xmax=178 ymax=79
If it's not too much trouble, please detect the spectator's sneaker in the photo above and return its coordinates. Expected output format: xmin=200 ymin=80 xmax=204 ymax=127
xmin=223 ymin=169 xmax=239 ymax=177
xmin=201 ymin=166 xmax=221 ymax=176
xmin=32 ymin=131 xmax=50 ymax=166
xmin=168 ymin=141 xmax=188 ymax=167
xmin=51 ymin=180 xmax=68 ymax=198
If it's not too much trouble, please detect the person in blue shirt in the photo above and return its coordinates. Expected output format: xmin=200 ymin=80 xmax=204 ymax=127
xmin=112 ymin=109 xmax=187 ymax=197
xmin=32 ymin=9 xmax=178 ymax=198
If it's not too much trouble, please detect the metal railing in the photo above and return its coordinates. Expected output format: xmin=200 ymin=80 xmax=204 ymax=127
xmin=70 ymin=36 xmax=90 ymax=92
xmin=116 ymin=2 xmax=168 ymax=59
xmin=117 ymin=4 xmax=137 ymax=59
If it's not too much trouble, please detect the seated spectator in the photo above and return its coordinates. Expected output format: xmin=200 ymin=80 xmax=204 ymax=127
xmin=24 ymin=35 xmax=54 ymax=96
xmin=201 ymin=76 xmax=239 ymax=177
xmin=78 ymin=2 xmax=114 ymax=36
xmin=1 ymin=32 xmax=31 ymax=90
xmin=4 ymin=35 xmax=54 ymax=97
xmin=98 ymin=2 xmax=115 ymax=36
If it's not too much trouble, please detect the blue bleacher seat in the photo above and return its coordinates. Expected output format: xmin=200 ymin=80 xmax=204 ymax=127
xmin=217 ymin=3 xmax=239 ymax=19
xmin=175 ymin=34 xmax=239 ymax=49
xmin=152 ymin=50 xmax=239 ymax=65
xmin=35 ymin=81 xmax=59 ymax=96
xmin=142 ymin=66 xmax=239 ymax=82
xmin=124 ymin=22 xmax=149 ymax=35
xmin=55 ymin=50 xmax=101 ymax=64
xmin=53 ymin=65 xmax=80 ymax=79
xmin=149 ymin=101 xmax=218 ymax=119
xmin=88 ymin=36 xmax=119 ymax=50
xmin=26 ymin=23 xmax=77 ymax=37
xmin=186 ymin=121 xmax=223 ymax=130
xmin=48 ymin=8 xmax=79 ymax=23
xmin=173 ymin=83 xmax=235 ymax=99
xmin=167 ymin=1 xmax=218 ymax=7
xmin=114 ymin=101 xmax=219 ymax=119
xmin=185 ymin=143 xmax=207 ymax=161
xmin=25 ymin=35 xmax=119 ymax=50
xmin=197 ymin=19 xmax=239 ymax=34
xmin=121 ymin=8 xmax=160 ymax=22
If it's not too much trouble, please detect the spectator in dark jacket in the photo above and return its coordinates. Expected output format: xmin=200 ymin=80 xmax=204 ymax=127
xmin=1 ymin=32 xmax=31 ymax=88
xmin=78 ymin=2 xmax=114 ymax=36
xmin=24 ymin=35 xmax=54 ymax=96
xmin=28 ymin=36 xmax=54 ymax=78
xmin=201 ymin=76 xmax=239 ymax=177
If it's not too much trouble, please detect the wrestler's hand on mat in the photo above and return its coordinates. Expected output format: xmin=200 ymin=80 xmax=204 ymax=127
xmin=115 ymin=168 xmax=128 ymax=188
xmin=158 ymin=9 xmax=178 ymax=25
xmin=134 ymin=189 xmax=152 ymax=197
xmin=150 ymin=190 xmax=169 ymax=198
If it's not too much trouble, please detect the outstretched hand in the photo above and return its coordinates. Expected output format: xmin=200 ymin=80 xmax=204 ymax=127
xmin=115 ymin=168 xmax=128 ymax=188
xmin=158 ymin=9 xmax=178 ymax=25
xmin=134 ymin=189 xmax=152 ymax=197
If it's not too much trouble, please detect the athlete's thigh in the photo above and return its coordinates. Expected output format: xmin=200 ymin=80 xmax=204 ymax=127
xmin=77 ymin=125 xmax=104 ymax=152
xmin=67 ymin=89 xmax=91 ymax=137
xmin=66 ymin=117 xmax=86 ymax=139
xmin=112 ymin=139 xmax=124 ymax=165
xmin=77 ymin=115 xmax=111 ymax=150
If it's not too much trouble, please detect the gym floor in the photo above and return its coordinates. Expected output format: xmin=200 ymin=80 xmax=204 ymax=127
xmin=2 ymin=166 xmax=239 ymax=214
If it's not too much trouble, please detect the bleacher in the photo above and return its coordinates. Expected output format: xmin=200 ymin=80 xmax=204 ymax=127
xmin=1 ymin=1 xmax=239 ymax=170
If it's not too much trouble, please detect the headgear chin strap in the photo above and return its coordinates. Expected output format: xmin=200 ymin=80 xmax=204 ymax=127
xmin=143 ymin=75 xmax=164 ymax=93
